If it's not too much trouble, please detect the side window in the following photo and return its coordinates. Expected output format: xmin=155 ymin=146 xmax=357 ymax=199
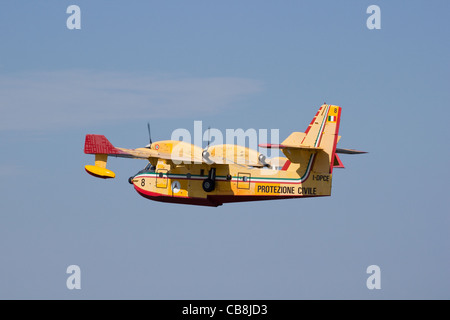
xmin=156 ymin=169 xmax=168 ymax=188
xmin=237 ymin=173 xmax=251 ymax=189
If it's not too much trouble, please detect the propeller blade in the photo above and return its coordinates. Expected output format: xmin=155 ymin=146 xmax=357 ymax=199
xmin=206 ymin=126 xmax=211 ymax=149
xmin=147 ymin=122 xmax=153 ymax=146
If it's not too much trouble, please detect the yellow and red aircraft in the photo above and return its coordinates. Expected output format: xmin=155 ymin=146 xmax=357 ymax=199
xmin=84 ymin=104 xmax=365 ymax=207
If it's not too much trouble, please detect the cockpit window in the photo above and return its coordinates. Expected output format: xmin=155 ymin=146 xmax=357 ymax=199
xmin=144 ymin=163 xmax=155 ymax=172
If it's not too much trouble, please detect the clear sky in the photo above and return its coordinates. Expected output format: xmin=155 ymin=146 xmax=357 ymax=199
xmin=0 ymin=0 xmax=449 ymax=299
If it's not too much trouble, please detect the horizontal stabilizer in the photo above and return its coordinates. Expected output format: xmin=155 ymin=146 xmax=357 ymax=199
xmin=258 ymin=143 xmax=322 ymax=151
xmin=335 ymin=148 xmax=367 ymax=154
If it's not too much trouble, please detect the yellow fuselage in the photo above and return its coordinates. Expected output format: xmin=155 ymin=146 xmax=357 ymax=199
xmin=131 ymin=157 xmax=332 ymax=207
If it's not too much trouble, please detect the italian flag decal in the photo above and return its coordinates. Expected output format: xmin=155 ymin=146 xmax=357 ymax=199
xmin=327 ymin=106 xmax=339 ymax=123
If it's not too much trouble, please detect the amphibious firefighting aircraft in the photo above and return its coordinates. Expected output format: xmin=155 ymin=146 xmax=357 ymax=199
xmin=84 ymin=104 xmax=366 ymax=207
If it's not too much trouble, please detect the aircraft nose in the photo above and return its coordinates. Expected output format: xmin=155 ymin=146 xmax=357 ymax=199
xmin=128 ymin=176 xmax=134 ymax=185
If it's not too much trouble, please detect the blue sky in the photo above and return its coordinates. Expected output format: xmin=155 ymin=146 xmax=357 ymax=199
xmin=0 ymin=0 xmax=449 ymax=299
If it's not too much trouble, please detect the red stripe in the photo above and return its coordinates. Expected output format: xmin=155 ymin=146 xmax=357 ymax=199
xmin=258 ymin=143 xmax=287 ymax=148
xmin=333 ymin=154 xmax=345 ymax=168
xmin=133 ymin=184 xmax=327 ymax=207
xmin=137 ymin=173 xmax=312 ymax=184
xmin=303 ymin=108 xmax=322 ymax=138
xmin=281 ymin=160 xmax=291 ymax=171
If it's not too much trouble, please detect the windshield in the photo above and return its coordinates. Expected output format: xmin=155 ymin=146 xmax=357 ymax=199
xmin=143 ymin=163 xmax=155 ymax=172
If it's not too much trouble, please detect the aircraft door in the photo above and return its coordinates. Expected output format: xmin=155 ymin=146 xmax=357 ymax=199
xmin=156 ymin=169 xmax=168 ymax=188
xmin=237 ymin=172 xmax=251 ymax=189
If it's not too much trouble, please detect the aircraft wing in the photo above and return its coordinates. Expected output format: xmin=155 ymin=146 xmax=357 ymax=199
xmin=84 ymin=134 xmax=256 ymax=168
xmin=114 ymin=147 xmax=204 ymax=164
xmin=84 ymin=134 xmax=206 ymax=163
xmin=204 ymin=153 xmax=260 ymax=168
xmin=85 ymin=134 xmax=152 ymax=159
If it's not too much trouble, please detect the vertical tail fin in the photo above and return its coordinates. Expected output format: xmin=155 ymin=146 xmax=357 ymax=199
xmin=279 ymin=104 xmax=341 ymax=175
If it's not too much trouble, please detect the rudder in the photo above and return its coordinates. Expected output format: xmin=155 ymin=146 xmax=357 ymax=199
xmin=302 ymin=104 xmax=341 ymax=174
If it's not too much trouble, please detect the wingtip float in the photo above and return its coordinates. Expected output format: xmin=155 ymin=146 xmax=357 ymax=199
xmin=83 ymin=104 xmax=366 ymax=207
xmin=84 ymin=165 xmax=116 ymax=179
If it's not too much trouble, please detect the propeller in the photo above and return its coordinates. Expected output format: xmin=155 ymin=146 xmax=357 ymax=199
xmin=146 ymin=122 xmax=153 ymax=148
xmin=202 ymin=126 xmax=213 ymax=163
xmin=206 ymin=126 xmax=211 ymax=150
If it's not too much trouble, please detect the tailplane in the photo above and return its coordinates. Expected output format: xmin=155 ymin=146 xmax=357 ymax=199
xmin=258 ymin=104 xmax=367 ymax=176
xmin=267 ymin=104 xmax=341 ymax=174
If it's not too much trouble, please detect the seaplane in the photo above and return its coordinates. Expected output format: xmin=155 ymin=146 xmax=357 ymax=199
xmin=84 ymin=104 xmax=366 ymax=207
